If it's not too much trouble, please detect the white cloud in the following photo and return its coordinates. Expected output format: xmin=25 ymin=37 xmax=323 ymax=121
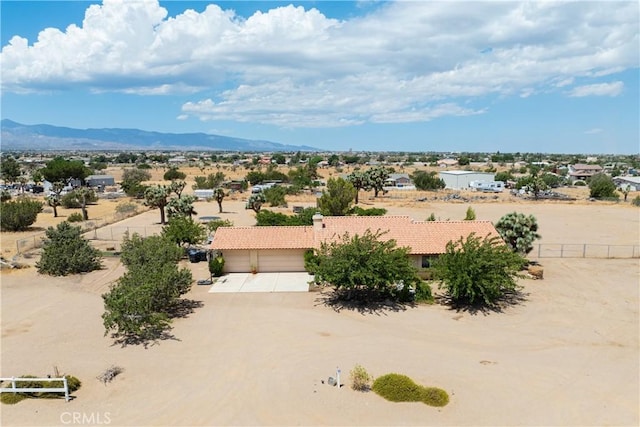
xmin=569 ymin=81 xmax=624 ymax=97
xmin=584 ymin=128 xmax=603 ymax=135
xmin=1 ymin=0 xmax=638 ymax=127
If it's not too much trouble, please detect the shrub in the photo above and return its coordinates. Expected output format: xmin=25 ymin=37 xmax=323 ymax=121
xmin=350 ymin=364 xmax=373 ymax=391
xmin=588 ymin=173 xmax=618 ymax=199
xmin=304 ymin=249 xmax=320 ymax=274
xmin=60 ymin=189 xmax=97 ymax=208
xmin=0 ymin=197 xmax=43 ymax=231
xmin=264 ymin=186 xmax=287 ymax=207
xmin=36 ymin=222 xmax=102 ymax=276
xmin=464 ymin=206 xmax=476 ymax=220
xmin=209 ymin=255 xmax=225 ymax=277
xmin=67 ymin=212 xmax=84 ymax=222
xmin=426 ymin=212 xmax=436 ymax=221
xmin=632 ymin=196 xmax=640 ymax=207
xmin=372 ymin=373 xmax=449 ymax=407
xmin=115 ymin=201 xmax=138 ymax=215
xmin=574 ymin=180 xmax=586 ymax=186
xmin=164 ymin=168 xmax=186 ymax=181
xmin=413 ymin=281 xmax=433 ymax=303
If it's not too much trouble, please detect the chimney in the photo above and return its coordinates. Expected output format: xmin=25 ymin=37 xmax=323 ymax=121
xmin=312 ymin=213 xmax=324 ymax=232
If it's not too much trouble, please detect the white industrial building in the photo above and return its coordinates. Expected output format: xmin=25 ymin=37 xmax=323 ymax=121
xmin=439 ymin=171 xmax=496 ymax=190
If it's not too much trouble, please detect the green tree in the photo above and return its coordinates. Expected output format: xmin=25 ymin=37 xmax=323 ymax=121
xmin=247 ymin=193 xmax=266 ymax=213
xmin=144 ymin=185 xmax=171 ymax=224
xmin=102 ymin=234 xmax=192 ymax=343
xmin=515 ymin=167 xmax=548 ymax=199
xmin=205 ymin=218 xmax=233 ymax=234
xmin=346 ymin=170 xmax=369 ymax=204
xmin=36 ymin=221 xmax=102 ymax=276
xmin=120 ymin=168 xmax=151 ymax=198
xmin=318 ymin=177 xmax=356 ymax=216
xmin=163 ymin=167 xmax=186 ymax=181
xmin=314 ymin=229 xmax=421 ymax=302
xmin=162 ymin=216 xmax=206 ymax=248
xmin=494 ymin=171 xmax=514 ymax=183
xmin=166 ymin=194 xmax=197 ymax=219
xmin=0 ymin=156 xmax=22 ymax=184
xmin=40 ymin=157 xmax=90 ymax=184
xmin=31 ymin=169 xmax=44 ymax=185
xmin=193 ymin=172 xmax=225 ymax=189
xmin=457 ymin=156 xmax=470 ymax=166
xmin=46 ymin=182 xmax=65 ymax=217
xmin=411 ymin=171 xmax=445 ymax=191
xmin=0 ymin=197 xmax=43 ymax=231
xmin=210 ymin=188 xmax=225 ymax=213
xmin=366 ymin=166 xmax=390 ymax=197
xmin=494 ymin=212 xmax=541 ymax=255
xmin=588 ymin=173 xmax=618 ymax=199
xmin=264 ymin=186 xmax=287 ymax=207
xmin=432 ymin=234 xmax=526 ymax=307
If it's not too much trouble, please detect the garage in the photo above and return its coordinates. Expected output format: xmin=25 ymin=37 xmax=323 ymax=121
xmin=220 ymin=250 xmax=251 ymax=273
xmin=220 ymin=249 xmax=306 ymax=273
xmin=256 ymin=249 xmax=306 ymax=272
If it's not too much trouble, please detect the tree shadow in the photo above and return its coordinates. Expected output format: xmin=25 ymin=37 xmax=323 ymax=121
xmin=111 ymin=330 xmax=181 ymax=349
xmin=109 ymin=299 xmax=204 ymax=348
xmin=313 ymin=288 xmax=414 ymax=316
xmin=168 ymin=298 xmax=204 ymax=319
xmin=435 ymin=289 xmax=529 ymax=315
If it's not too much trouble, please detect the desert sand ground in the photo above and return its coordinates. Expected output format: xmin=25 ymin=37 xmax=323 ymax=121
xmin=1 ymin=175 xmax=639 ymax=426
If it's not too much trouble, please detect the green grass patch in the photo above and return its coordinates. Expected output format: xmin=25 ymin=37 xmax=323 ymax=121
xmin=372 ymin=373 xmax=449 ymax=407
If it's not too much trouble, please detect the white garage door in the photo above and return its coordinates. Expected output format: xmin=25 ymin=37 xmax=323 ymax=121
xmin=258 ymin=249 xmax=306 ymax=272
xmin=222 ymin=250 xmax=251 ymax=273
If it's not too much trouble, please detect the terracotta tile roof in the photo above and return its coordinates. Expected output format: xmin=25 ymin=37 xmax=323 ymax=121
xmin=211 ymin=226 xmax=314 ymax=250
xmin=211 ymin=215 xmax=500 ymax=255
xmin=316 ymin=216 xmax=499 ymax=254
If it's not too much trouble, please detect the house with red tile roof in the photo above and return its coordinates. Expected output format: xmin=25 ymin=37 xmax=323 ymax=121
xmin=210 ymin=214 xmax=499 ymax=273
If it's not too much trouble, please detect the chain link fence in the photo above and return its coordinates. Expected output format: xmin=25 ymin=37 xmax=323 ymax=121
xmin=532 ymin=244 xmax=640 ymax=259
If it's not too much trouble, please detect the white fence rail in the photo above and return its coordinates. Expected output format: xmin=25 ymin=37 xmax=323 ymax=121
xmin=0 ymin=377 xmax=70 ymax=402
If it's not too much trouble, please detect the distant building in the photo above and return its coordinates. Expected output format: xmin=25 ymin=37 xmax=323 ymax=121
xmin=439 ymin=171 xmax=495 ymax=190
xmin=85 ymin=175 xmax=115 ymax=188
xmin=437 ymin=158 xmax=458 ymax=168
xmin=385 ymin=173 xmax=413 ymax=188
xmin=613 ymin=176 xmax=640 ymax=191
xmin=568 ymin=164 xmax=603 ymax=181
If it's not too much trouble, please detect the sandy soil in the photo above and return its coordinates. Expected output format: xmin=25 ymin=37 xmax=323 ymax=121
xmin=1 ymin=169 xmax=639 ymax=426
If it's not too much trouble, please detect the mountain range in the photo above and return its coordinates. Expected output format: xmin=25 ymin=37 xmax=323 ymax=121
xmin=0 ymin=119 xmax=318 ymax=152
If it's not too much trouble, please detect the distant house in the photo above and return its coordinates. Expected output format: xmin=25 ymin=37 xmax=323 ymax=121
xmin=385 ymin=173 xmax=413 ymax=188
xmin=437 ymin=158 xmax=459 ymax=168
xmin=568 ymin=164 xmax=603 ymax=181
xmin=85 ymin=175 xmax=115 ymax=188
xmin=439 ymin=171 xmax=495 ymax=190
xmin=210 ymin=214 xmax=499 ymax=273
xmin=613 ymin=176 xmax=640 ymax=191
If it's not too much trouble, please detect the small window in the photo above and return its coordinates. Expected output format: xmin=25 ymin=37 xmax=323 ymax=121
xmin=421 ymin=256 xmax=435 ymax=268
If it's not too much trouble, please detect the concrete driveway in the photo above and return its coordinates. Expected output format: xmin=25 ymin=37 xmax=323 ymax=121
xmin=208 ymin=272 xmax=312 ymax=293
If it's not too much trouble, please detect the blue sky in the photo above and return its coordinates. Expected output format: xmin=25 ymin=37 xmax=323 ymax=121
xmin=1 ymin=1 xmax=638 ymax=154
